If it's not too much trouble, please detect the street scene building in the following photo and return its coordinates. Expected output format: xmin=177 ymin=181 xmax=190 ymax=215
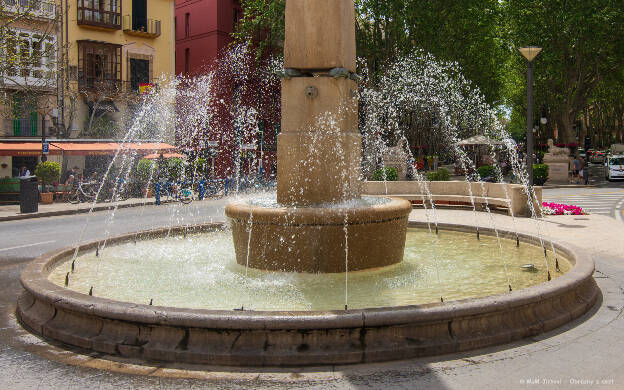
xmin=0 ymin=1 xmax=623 ymax=389
xmin=0 ymin=0 xmax=176 ymax=177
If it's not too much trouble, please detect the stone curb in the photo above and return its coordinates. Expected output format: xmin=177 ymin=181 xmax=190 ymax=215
xmin=541 ymin=184 xmax=597 ymax=189
xmin=16 ymin=222 xmax=599 ymax=366
xmin=0 ymin=199 xmax=172 ymax=222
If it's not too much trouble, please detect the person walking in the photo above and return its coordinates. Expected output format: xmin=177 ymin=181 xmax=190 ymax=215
xmin=579 ymin=155 xmax=588 ymax=185
xmin=572 ymin=155 xmax=580 ymax=184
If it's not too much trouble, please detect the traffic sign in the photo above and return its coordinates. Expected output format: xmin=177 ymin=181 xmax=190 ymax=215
xmin=42 ymin=142 xmax=49 ymax=155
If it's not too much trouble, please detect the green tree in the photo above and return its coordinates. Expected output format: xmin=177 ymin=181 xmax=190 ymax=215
xmin=502 ymin=0 xmax=624 ymax=143
xmin=234 ymin=0 xmax=506 ymax=104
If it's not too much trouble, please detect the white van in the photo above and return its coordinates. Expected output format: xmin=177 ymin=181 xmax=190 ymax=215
xmin=604 ymin=155 xmax=624 ymax=181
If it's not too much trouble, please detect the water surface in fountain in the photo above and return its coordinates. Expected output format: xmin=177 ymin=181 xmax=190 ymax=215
xmin=49 ymin=228 xmax=570 ymax=311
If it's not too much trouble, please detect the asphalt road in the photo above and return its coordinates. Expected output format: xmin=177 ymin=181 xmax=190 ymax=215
xmin=0 ymin=197 xmax=230 ymax=265
xmin=543 ymin=164 xmax=624 ymax=221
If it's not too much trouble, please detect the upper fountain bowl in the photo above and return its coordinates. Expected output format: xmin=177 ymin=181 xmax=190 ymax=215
xmin=225 ymin=196 xmax=412 ymax=273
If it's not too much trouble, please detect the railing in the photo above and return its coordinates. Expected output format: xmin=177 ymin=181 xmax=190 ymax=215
xmin=122 ymin=15 xmax=161 ymax=37
xmin=3 ymin=118 xmax=39 ymax=137
xmin=1 ymin=0 xmax=56 ymax=19
xmin=77 ymin=0 xmax=121 ymax=29
xmin=78 ymin=77 xmax=122 ymax=93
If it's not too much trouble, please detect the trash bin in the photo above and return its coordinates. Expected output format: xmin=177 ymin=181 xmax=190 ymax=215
xmin=19 ymin=176 xmax=38 ymax=213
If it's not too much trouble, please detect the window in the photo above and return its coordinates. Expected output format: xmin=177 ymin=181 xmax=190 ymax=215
xmin=77 ymin=0 xmax=121 ymax=29
xmin=185 ymin=48 xmax=190 ymax=73
xmin=131 ymin=0 xmax=147 ymax=31
xmin=1 ymin=29 xmax=56 ymax=85
xmin=77 ymin=40 xmax=122 ymax=91
xmin=130 ymin=58 xmax=149 ymax=92
xmin=11 ymin=94 xmax=38 ymax=137
xmin=185 ymin=13 xmax=190 ymax=37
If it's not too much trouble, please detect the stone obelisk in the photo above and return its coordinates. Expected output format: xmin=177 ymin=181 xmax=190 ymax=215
xmin=277 ymin=0 xmax=361 ymax=205
xmin=225 ymin=0 xmax=412 ymax=273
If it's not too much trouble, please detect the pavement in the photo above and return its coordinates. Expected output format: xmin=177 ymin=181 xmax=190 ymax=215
xmin=1 ymin=196 xmax=624 ymax=388
xmin=0 ymin=197 xmax=167 ymax=222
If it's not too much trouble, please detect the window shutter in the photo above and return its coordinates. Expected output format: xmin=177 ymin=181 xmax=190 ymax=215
xmin=13 ymin=96 xmax=21 ymax=136
xmin=30 ymin=111 xmax=38 ymax=136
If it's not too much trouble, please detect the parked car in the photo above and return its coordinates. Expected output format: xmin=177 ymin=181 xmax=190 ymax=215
xmin=590 ymin=150 xmax=606 ymax=164
xmin=604 ymin=155 xmax=624 ymax=181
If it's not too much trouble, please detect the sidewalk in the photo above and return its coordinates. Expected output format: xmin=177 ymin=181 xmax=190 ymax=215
xmin=0 ymin=197 xmax=164 ymax=222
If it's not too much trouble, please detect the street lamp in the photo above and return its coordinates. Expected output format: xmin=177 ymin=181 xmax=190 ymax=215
xmin=518 ymin=46 xmax=542 ymax=186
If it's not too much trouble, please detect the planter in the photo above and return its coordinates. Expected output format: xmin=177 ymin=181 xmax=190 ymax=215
xmin=142 ymin=188 xmax=153 ymax=198
xmin=39 ymin=192 xmax=53 ymax=204
xmin=534 ymin=177 xmax=547 ymax=186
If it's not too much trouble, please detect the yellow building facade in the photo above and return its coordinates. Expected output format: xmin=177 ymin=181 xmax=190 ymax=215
xmin=63 ymin=0 xmax=175 ymax=138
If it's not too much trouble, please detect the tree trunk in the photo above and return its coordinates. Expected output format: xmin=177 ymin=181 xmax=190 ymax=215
xmin=557 ymin=111 xmax=574 ymax=144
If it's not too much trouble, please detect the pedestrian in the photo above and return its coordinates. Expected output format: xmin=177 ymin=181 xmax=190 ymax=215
xmin=572 ymin=155 xmax=580 ymax=184
xmin=62 ymin=166 xmax=80 ymax=186
xmin=18 ymin=166 xmax=30 ymax=177
xmin=579 ymin=155 xmax=588 ymax=185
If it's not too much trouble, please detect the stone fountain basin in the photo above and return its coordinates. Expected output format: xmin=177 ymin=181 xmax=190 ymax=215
xmin=17 ymin=223 xmax=598 ymax=366
xmin=226 ymin=197 xmax=412 ymax=272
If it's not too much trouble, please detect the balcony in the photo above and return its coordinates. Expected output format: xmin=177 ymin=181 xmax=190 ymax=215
xmin=1 ymin=0 xmax=56 ymax=19
xmin=77 ymin=0 xmax=121 ymax=30
xmin=122 ymin=15 xmax=161 ymax=38
xmin=3 ymin=118 xmax=39 ymax=137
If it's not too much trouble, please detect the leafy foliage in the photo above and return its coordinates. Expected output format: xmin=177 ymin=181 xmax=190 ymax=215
xmin=371 ymin=167 xmax=398 ymax=181
xmin=34 ymin=161 xmax=61 ymax=187
xmin=533 ymin=163 xmax=549 ymax=185
xmin=477 ymin=165 xmax=496 ymax=179
xmin=425 ymin=168 xmax=450 ymax=181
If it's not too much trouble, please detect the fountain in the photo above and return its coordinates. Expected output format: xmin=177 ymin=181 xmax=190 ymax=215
xmin=16 ymin=0 xmax=599 ymax=367
xmin=225 ymin=0 xmax=411 ymax=273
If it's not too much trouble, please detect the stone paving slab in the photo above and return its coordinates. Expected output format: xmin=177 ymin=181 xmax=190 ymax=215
xmin=0 ymin=208 xmax=623 ymax=389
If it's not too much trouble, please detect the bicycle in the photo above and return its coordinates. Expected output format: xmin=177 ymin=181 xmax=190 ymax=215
xmin=160 ymin=181 xmax=194 ymax=204
xmin=67 ymin=181 xmax=98 ymax=204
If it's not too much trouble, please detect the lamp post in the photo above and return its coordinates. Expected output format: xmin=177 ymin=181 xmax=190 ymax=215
xmin=518 ymin=46 xmax=542 ymax=186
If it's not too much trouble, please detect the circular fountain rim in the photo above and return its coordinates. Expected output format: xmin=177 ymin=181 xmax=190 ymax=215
xmin=226 ymin=196 xmax=411 ymax=225
xmin=20 ymin=222 xmax=595 ymax=329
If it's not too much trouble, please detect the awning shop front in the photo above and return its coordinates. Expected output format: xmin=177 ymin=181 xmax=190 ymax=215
xmin=0 ymin=143 xmax=63 ymax=156
xmin=50 ymin=142 xmax=121 ymax=156
xmin=0 ymin=142 xmax=177 ymax=157
xmin=52 ymin=142 xmax=177 ymax=156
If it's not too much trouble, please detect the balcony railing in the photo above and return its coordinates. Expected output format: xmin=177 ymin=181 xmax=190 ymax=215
xmin=122 ymin=15 xmax=161 ymax=38
xmin=78 ymin=77 xmax=122 ymax=94
xmin=1 ymin=0 xmax=56 ymax=19
xmin=77 ymin=0 xmax=121 ymax=29
xmin=4 ymin=118 xmax=39 ymax=137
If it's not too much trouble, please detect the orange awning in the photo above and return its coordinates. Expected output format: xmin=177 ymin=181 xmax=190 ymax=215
xmin=50 ymin=142 xmax=121 ymax=156
xmin=142 ymin=152 xmax=186 ymax=160
xmin=0 ymin=142 xmax=176 ymax=157
xmin=0 ymin=142 xmax=62 ymax=156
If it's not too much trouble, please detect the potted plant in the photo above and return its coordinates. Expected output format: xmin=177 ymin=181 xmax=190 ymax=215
xmin=533 ymin=163 xmax=549 ymax=186
xmin=34 ymin=161 xmax=61 ymax=204
xmin=134 ymin=159 xmax=156 ymax=197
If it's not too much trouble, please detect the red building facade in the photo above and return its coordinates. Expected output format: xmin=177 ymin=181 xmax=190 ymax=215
xmin=175 ymin=0 xmax=241 ymax=75
xmin=174 ymin=0 xmax=279 ymax=180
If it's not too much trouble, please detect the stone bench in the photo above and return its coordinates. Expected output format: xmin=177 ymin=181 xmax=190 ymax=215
xmin=363 ymin=181 xmax=542 ymax=217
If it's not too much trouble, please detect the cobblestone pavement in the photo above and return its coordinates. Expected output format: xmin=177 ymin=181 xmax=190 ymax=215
xmin=1 ymin=208 xmax=623 ymax=389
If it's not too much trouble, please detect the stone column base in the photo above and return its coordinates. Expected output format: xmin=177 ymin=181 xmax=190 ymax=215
xmin=225 ymin=197 xmax=412 ymax=273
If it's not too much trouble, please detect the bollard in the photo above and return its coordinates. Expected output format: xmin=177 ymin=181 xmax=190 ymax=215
xmin=198 ymin=180 xmax=206 ymax=200
xmin=155 ymin=182 xmax=161 ymax=205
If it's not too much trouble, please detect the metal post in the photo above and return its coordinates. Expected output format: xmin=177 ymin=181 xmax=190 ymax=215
xmin=41 ymin=114 xmax=47 ymax=163
xmin=526 ymin=60 xmax=534 ymax=187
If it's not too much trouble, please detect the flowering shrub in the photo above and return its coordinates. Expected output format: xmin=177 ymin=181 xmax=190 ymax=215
xmin=541 ymin=202 xmax=585 ymax=215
